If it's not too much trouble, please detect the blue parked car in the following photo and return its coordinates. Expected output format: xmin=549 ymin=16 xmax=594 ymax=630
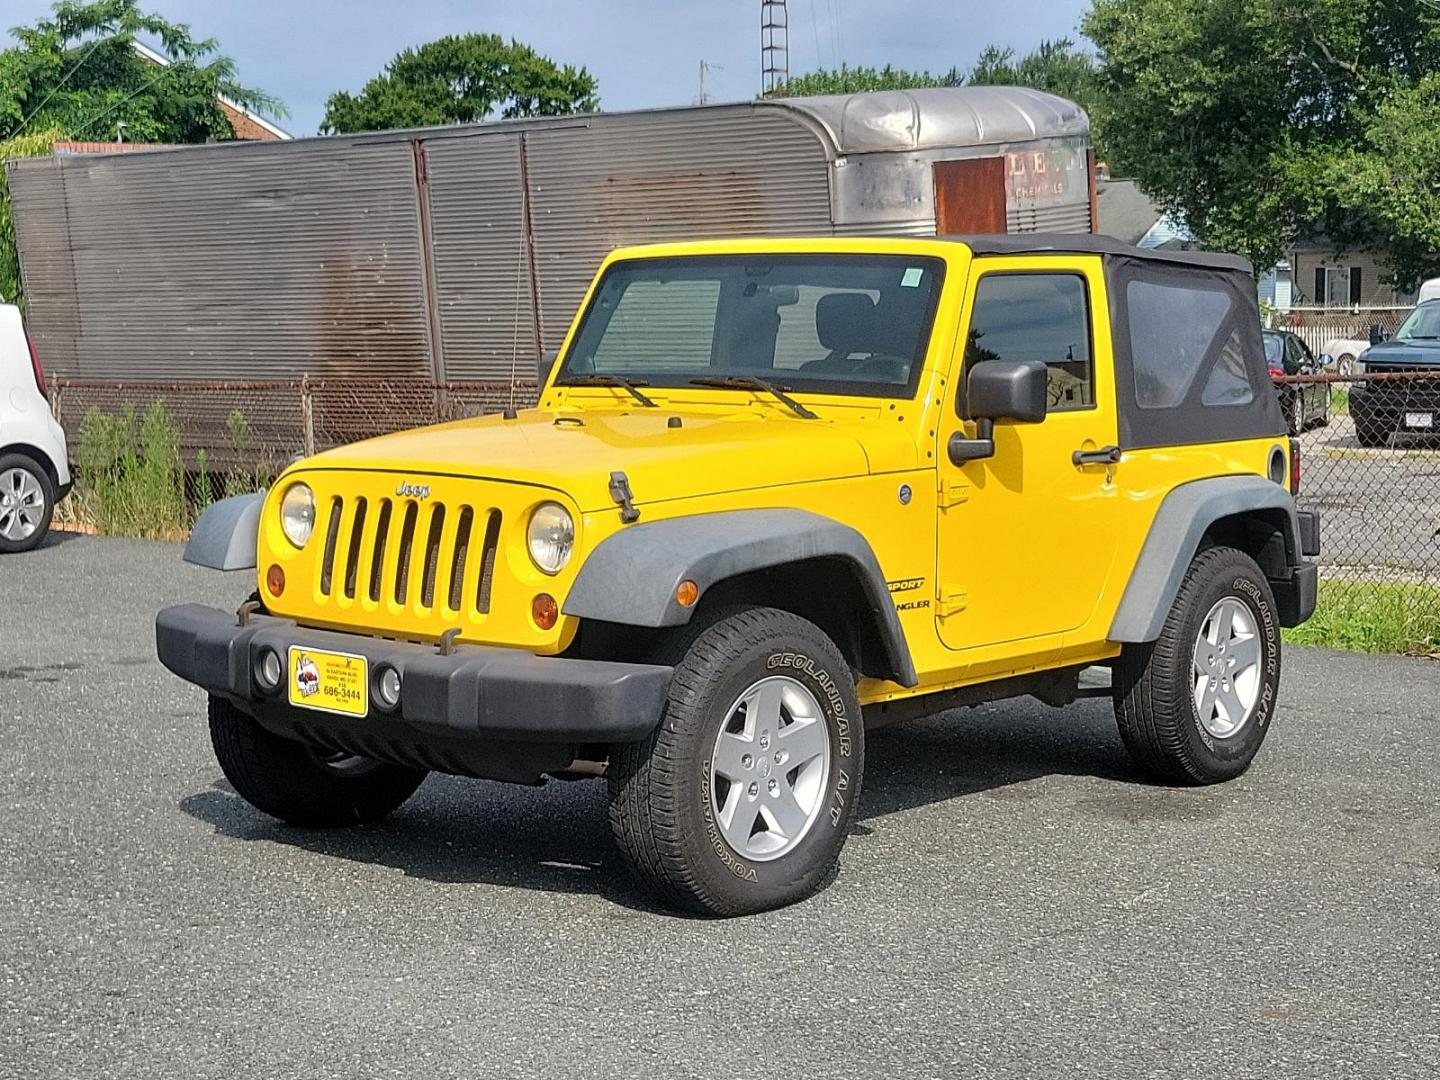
xmin=1351 ymin=299 xmax=1440 ymax=447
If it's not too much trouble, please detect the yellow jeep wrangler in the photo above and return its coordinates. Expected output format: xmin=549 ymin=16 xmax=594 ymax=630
xmin=158 ymin=235 xmax=1319 ymax=916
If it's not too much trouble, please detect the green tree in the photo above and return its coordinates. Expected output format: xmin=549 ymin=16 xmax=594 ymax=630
xmin=966 ymin=38 xmax=1095 ymax=104
xmin=773 ymin=62 xmax=964 ymax=97
xmin=1083 ymin=0 xmax=1440 ymax=284
xmin=769 ymin=39 xmax=1094 ymax=105
xmin=0 ymin=0 xmax=283 ymax=143
xmin=322 ymin=34 xmax=599 ymax=134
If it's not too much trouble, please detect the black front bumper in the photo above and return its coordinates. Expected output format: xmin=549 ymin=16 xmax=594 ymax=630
xmin=155 ymin=604 xmax=673 ymax=777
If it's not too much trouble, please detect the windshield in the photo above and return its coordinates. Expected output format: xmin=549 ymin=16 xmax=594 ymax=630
xmin=1396 ymin=301 xmax=1440 ymax=341
xmin=1263 ymin=332 xmax=1284 ymax=367
xmin=556 ymin=255 xmax=946 ymax=397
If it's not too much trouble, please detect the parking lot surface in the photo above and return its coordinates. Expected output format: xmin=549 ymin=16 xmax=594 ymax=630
xmin=2 ymin=534 xmax=1438 ymax=1079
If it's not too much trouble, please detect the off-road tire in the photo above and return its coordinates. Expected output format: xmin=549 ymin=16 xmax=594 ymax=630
xmin=1112 ymin=546 xmax=1281 ymax=785
xmin=608 ymin=608 xmax=864 ymax=916
xmin=0 ymin=452 xmax=54 ymax=554
xmin=208 ymin=696 xmax=427 ymax=827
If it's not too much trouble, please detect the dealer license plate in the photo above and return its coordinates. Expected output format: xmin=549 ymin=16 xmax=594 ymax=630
xmin=1405 ymin=412 xmax=1434 ymax=429
xmin=288 ymin=646 xmax=368 ymax=716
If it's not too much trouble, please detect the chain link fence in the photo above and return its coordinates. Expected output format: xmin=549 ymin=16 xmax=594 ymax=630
xmin=1279 ymin=370 xmax=1440 ymax=652
xmin=48 ymin=378 xmax=540 ymax=473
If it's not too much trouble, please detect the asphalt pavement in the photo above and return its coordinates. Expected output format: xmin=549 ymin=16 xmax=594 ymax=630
xmin=1 ymin=534 xmax=1438 ymax=1079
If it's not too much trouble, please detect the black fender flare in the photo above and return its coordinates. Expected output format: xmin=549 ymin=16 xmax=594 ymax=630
xmin=563 ymin=508 xmax=917 ymax=687
xmin=1109 ymin=475 xmax=1303 ymax=642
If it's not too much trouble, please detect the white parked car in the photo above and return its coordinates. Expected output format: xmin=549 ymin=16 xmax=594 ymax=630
xmin=0 ymin=302 xmax=69 ymax=552
xmin=1321 ymin=337 xmax=1369 ymax=376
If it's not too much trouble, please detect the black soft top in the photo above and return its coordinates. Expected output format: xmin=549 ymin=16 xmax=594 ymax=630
xmin=946 ymin=233 xmax=1254 ymax=275
xmin=944 ymin=232 xmax=1280 ymax=449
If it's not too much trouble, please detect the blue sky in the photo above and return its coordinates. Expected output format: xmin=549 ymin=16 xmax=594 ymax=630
xmin=6 ymin=0 xmax=1093 ymax=137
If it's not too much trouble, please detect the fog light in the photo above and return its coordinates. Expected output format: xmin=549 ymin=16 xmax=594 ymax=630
xmin=375 ymin=665 xmax=402 ymax=710
xmin=531 ymin=592 xmax=558 ymax=630
xmin=255 ymin=648 xmax=282 ymax=692
xmin=266 ymin=563 xmax=285 ymax=597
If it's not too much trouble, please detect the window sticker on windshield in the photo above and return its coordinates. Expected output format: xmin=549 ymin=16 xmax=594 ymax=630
xmin=900 ymin=267 xmax=924 ymax=288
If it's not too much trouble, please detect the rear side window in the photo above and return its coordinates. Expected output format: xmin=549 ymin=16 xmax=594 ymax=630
xmin=1127 ymin=280 xmax=1233 ymax=408
xmin=964 ymin=273 xmax=1094 ymax=412
xmin=1108 ymin=258 xmax=1283 ymax=449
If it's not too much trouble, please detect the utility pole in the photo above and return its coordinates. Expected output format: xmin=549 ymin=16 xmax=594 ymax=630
xmin=761 ymin=0 xmax=789 ymax=96
xmin=697 ymin=60 xmax=719 ymax=105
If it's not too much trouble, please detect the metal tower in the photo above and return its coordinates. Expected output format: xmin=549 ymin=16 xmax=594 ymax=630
xmin=761 ymin=0 xmax=789 ymax=95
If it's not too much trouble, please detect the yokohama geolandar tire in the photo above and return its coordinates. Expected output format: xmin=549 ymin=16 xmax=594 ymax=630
xmin=608 ymin=608 xmax=864 ymax=916
xmin=208 ymin=696 xmax=427 ymax=827
xmin=1112 ymin=546 xmax=1281 ymax=785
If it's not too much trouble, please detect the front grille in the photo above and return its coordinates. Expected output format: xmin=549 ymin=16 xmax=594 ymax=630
xmin=317 ymin=495 xmax=503 ymax=618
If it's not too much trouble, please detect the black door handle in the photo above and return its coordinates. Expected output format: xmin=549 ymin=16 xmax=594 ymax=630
xmin=1072 ymin=445 xmax=1122 ymax=467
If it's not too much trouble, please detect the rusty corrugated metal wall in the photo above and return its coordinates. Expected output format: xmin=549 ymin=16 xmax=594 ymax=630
xmin=6 ymin=156 xmax=80 ymax=369
xmin=522 ymin=108 xmax=833 ymax=355
xmin=9 ymin=137 xmax=433 ymax=381
xmin=419 ymin=132 xmax=535 ymax=382
xmin=10 ymin=104 xmax=835 ymax=387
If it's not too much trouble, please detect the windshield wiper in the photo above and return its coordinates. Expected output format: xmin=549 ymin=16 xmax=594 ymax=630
xmin=689 ymin=376 xmax=819 ymax=419
xmin=562 ymin=374 xmax=658 ymax=407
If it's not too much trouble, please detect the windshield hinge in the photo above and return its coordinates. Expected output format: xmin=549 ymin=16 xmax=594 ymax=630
xmin=609 ymin=471 xmax=641 ymax=524
xmin=936 ymin=587 xmax=967 ymax=618
xmin=938 ymin=478 xmax=969 ymax=509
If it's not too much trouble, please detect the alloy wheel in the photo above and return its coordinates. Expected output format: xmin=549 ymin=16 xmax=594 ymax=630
xmin=1191 ymin=597 xmax=1263 ymax=739
xmin=708 ymin=675 xmax=832 ymax=862
xmin=0 ymin=467 xmax=45 ymax=542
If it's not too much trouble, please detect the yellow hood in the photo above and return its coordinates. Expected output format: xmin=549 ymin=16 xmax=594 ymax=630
xmin=303 ymin=406 xmax=918 ymax=511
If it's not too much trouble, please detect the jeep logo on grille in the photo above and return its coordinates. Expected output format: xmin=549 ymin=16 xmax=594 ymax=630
xmin=395 ymin=481 xmax=432 ymax=500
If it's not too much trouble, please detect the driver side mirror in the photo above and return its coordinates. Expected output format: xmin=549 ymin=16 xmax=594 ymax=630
xmin=949 ymin=359 xmax=1049 ymax=464
xmin=1369 ymin=324 xmax=1384 ymax=346
xmin=536 ymin=349 xmax=560 ymax=387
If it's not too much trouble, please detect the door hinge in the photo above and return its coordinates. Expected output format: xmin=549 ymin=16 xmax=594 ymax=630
xmin=936 ymin=587 xmax=967 ymax=617
xmin=938 ymin=478 xmax=969 ymax=509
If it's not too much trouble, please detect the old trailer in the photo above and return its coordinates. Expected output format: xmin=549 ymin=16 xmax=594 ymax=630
xmin=7 ymin=86 xmax=1092 ymax=455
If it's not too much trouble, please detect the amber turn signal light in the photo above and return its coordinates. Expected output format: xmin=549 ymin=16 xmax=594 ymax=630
xmin=266 ymin=563 xmax=285 ymax=597
xmin=531 ymin=592 xmax=558 ymax=630
xmin=675 ymin=579 xmax=699 ymax=607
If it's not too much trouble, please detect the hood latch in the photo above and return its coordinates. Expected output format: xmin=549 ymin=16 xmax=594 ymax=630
xmin=609 ymin=471 xmax=641 ymax=524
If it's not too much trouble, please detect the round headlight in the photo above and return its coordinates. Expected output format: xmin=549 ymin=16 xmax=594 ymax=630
xmin=527 ymin=502 xmax=574 ymax=574
xmin=279 ymin=482 xmax=316 ymax=548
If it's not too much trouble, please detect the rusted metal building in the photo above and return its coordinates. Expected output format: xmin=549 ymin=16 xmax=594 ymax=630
xmin=6 ymin=86 xmax=1092 ymax=454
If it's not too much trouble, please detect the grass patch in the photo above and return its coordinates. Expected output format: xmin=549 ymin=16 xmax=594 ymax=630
xmin=1285 ymin=578 xmax=1440 ymax=656
xmin=57 ymin=402 xmax=272 ymax=540
xmin=1330 ymin=385 xmax=1349 ymax=416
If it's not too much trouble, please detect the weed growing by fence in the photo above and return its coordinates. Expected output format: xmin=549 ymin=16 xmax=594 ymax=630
xmin=64 ymin=402 xmax=273 ymax=539
xmin=1285 ymin=580 xmax=1440 ymax=656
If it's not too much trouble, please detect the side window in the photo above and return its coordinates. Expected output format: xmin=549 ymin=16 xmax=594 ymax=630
xmin=1126 ymin=279 xmax=1233 ymax=408
xmin=964 ymin=273 xmax=1094 ymax=412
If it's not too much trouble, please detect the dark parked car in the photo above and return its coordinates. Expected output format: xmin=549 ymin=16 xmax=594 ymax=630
xmin=1264 ymin=330 xmax=1329 ymax=435
xmin=1350 ymin=299 xmax=1440 ymax=448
